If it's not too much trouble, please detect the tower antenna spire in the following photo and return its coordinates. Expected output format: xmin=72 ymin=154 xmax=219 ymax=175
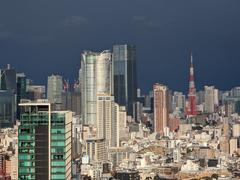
xmin=190 ymin=50 xmax=193 ymax=65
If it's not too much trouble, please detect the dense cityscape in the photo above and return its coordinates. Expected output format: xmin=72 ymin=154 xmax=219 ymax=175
xmin=0 ymin=44 xmax=240 ymax=180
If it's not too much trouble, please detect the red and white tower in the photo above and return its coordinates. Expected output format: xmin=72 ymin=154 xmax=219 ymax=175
xmin=186 ymin=51 xmax=197 ymax=116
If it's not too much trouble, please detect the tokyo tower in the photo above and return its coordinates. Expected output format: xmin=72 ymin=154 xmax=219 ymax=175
xmin=186 ymin=51 xmax=198 ymax=116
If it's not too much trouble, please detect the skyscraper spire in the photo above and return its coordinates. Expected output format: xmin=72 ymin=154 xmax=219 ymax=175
xmin=186 ymin=51 xmax=197 ymax=116
xmin=190 ymin=51 xmax=193 ymax=67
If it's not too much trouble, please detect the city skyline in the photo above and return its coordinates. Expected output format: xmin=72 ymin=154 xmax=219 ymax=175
xmin=0 ymin=0 xmax=240 ymax=93
xmin=1 ymin=1 xmax=240 ymax=179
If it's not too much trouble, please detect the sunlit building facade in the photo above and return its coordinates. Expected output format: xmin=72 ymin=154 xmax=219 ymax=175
xmin=80 ymin=50 xmax=112 ymax=125
xmin=153 ymin=83 xmax=169 ymax=135
xmin=18 ymin=101 xmax=72 ymax=180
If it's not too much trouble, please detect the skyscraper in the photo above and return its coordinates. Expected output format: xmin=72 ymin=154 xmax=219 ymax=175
xmin=0 ymin=90 xmax=15 ymax=128
xmin=96 ymin=95 xmax=119 ymax=147
xmin=80 ymin=50 xmax=112 ymax=125
xmin=47 ymin=75 xmax=63 ymax=109
xmin=18 ymin=101 xmax=72 ymax=180
xmin=0 ymin=64 xmax=17 ymax=93
xmin=204 ymin=86 xmax=216 ymax=113
xmin=0 ymin=65 xmax=18 ymax=126
xmin=16 ymin=73 xmax=27 ymax=119
xmin=113 ymin=44 xmax=137 ymax=118
xmin=153 ymin=83 xmax=169 ymax=135
xmin=186 ymin=52 xmax=197 ymax=117
xmin=62 ymin=91 xmax=81 ymax=116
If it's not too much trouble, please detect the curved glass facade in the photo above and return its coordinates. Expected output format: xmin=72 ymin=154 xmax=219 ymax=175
xmin=81 ymin=50 xmax=112 ymax=125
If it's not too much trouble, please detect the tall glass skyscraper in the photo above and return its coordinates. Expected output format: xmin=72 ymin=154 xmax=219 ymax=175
xmin=113 ymin=44 xmax=137 ymax=117
xmin=17 ymin=73 xmax=27 ymax=119
xmin=80 ymin=50 xmax=112 ymax=125
xmin=18 ymin=101 xmax=72 ymax=180
xmin=0 ymin=64 xmax=17 ymax=93
xmin=0 ymin=90 xmax=15 ymax=128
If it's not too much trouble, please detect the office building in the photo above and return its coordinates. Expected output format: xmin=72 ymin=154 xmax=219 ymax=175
xmin=113 ymin=44 xmax=137 ymax=117
xmin=133 ymin=101 xmax=143 ymax=123
xmin=0 ymin=64 xmax=17 ymax=93
xmin=0 ymin=90 xmax=15 ymax=128
xmin=62 ymin=92 xmax=81 ymax=116
xmin=18 ymin=101 xmax=72 ymax=180
xmin=0 ymin=65 xmax=17 ymax=126
xmin=47 ymin=75 xmax=63 ymax=109
xmin=96 ymin=95 xmax=118 ymax=147
xmin=16 ymin=73 xmax=27 ymax=119
xmin=204 ymin=86 xmax=216 ymax=113
xmin=80 ymin=49 xmax=95 ymax=125
xmin=80 ymin=50 xmax=112 ymax=125
xmin=153 ymin=83 xmax=169 ymax=135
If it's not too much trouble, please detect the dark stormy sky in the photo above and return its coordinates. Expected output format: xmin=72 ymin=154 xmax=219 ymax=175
xmin=0 ymin=0 xmax=240 ymax=93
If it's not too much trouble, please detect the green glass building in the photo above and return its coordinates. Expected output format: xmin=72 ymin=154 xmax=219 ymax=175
xmin=18 ymin=101 xmax=72 ymax=180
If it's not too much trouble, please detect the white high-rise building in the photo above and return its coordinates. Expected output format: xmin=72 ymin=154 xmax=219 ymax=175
xmin=96 ymin=95 xmax=119 ymax=147
xmin=47 ymin=75 xmax=63 ymax=105
xmin=80 ymin=50 xmax=112 ymax=125
xmin=96 ymin=52 xmax=113 ymax=94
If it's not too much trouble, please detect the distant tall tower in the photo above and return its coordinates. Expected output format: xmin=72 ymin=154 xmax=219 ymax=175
xmin=80 ymin=50 xmax=112 ymax=125
xmin=47 ymin=75 xmax=63 ymax=110
xmin=186 ymin=52 xmax=197 ymax=116
xmin=113 ymin=44 xmax=137 ymax=118
xmin=153 ymin=83 xmax=169 ymax=135
xmin=0 ymin=64 xmax=17 ymax=93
